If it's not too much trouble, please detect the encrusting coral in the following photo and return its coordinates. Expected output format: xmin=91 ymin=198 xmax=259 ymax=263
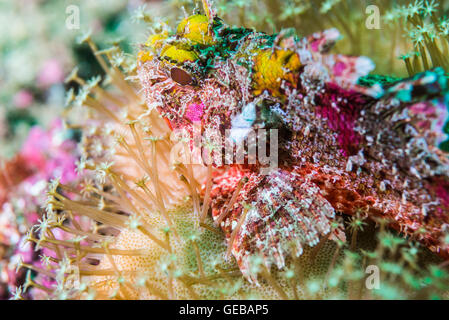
xmin=14 ymin=0 xmax=449 ymax=300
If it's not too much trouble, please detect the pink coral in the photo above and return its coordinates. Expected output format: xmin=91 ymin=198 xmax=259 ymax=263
xmin=37 ymin=59 xmax=64 ymax=87
xmin=20 ymin=119 xmax=77 ymax=184
xmin=0 ymin=118 xmax=78 ymax=299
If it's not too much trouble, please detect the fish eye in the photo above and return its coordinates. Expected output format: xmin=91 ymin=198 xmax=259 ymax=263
xmin=170 ymin=67 xmax=194 ymax=86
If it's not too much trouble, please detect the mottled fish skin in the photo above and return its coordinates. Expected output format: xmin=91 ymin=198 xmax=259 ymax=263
xmin=138 ymin=13 xmax=449 ymax=278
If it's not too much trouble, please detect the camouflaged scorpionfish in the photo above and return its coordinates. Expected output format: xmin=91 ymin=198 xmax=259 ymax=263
xmin=137 ymin=3 xmax=449 ymax=280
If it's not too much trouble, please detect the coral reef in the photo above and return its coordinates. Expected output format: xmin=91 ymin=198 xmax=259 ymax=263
xmin=2 ymin=0 xmax=449 ymax=300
